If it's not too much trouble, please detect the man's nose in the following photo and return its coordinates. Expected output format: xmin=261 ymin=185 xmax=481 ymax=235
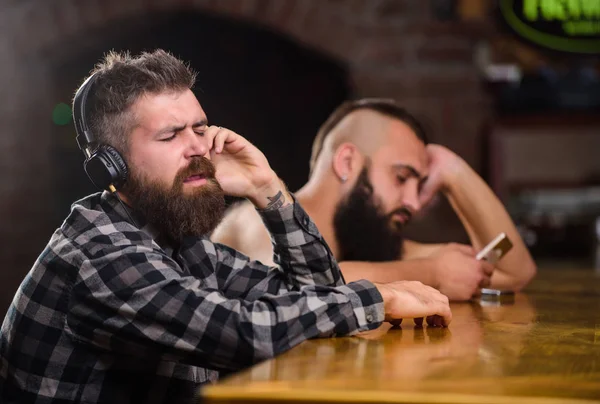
xmin=402 ymin=183 xmax=422 ymax=214
xmin=183 ymin=129 xmax=210 ymax=159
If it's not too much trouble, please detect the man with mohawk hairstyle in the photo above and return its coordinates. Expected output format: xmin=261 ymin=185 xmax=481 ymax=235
xmin=213 ymin=98 xmax=536 ymax=301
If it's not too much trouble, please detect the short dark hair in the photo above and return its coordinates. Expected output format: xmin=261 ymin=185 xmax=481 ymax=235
xmin=309 ymin=98 xmax=428 ymax=175
xmin=74 ymin=49 xmax=196 ymax=155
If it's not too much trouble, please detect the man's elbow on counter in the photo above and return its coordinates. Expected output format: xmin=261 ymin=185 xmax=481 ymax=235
xmin=512 ymin=259 xmax=537 ymax=292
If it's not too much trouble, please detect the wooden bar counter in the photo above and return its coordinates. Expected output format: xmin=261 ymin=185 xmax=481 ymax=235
xmin=202 ymin=269 xmax=600 ymax=403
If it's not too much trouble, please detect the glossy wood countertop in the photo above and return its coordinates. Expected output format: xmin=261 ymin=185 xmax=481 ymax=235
xmin=202 ymin=268 xmax=600 ymax=403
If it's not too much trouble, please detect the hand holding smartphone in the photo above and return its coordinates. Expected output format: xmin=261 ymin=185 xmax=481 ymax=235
xmin=476 ymin=233 xmax=515 ymax=296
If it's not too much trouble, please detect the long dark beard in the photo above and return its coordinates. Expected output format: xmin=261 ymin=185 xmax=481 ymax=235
xmin=333 ymin=167 xmax=404 ymax=262
xmin=122 ymin=156 xmax=226 ymax=244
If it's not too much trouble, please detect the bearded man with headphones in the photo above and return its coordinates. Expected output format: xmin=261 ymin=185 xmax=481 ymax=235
xmin=0 ymin=49 xmax=451 ymax=404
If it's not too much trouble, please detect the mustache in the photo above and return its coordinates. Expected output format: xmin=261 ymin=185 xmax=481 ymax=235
xmin=175 ymin=157 xmax=216 ymax=184
xmin=387 ymin=206 xmax=413 ymax=222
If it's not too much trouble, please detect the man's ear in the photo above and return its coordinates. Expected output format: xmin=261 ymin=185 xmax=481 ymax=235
xmin=332 ymin=143 xmax=362 ymax=184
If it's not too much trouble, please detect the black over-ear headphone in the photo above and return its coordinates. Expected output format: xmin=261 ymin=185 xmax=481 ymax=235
xmin=72 ymin=73 xmax=129 ymax=193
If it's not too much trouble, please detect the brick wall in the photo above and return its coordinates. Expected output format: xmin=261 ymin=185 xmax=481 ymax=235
xmin=0 ymin=0 xmax=494 ymax=312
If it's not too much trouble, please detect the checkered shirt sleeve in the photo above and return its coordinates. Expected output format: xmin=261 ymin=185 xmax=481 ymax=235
xmin=67 ymin=200 xmax=384 ymax=371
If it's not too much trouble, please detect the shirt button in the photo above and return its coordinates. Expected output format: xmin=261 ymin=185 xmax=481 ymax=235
xmin=303 ymin=217 xmax=310 ymax=227
xmin=366 ymin=314 xmax=374 ymax=323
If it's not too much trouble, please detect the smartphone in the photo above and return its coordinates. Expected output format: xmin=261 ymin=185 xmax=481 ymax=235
xmin=480 ymin=288 xmax=515 ymax=296
xmin=479 ymin=293 xmax=515 ymax=306
xmin=479 ymin=288 xmax=515 ymax=306
xmin=477 ymin=233 xmax=515 ymax=298
xmin=475 ymin=232 xmax=513 ymax=264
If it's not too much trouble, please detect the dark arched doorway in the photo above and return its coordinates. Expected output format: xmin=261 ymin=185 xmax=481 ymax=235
xmin=50 ymin=11 xmax=349 ymax=221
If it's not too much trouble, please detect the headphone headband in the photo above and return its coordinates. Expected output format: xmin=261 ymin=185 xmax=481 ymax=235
xmin=73 ymin=73 xmax=98 ymax=155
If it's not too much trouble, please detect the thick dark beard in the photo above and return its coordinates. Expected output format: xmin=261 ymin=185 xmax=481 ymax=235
xmin=333 ymin=167 xmax=404 ymax=262
xmin=122 ymin=156 xmax=226 ymax=244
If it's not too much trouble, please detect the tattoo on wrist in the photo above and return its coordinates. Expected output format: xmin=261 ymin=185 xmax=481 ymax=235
xmin=264 ymin=191 xmax=285 ymax=211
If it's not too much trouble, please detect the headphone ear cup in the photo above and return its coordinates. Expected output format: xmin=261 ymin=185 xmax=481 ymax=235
xmin=84 ymin=145 xmax=129 ymax=191
xmin=102 ymin=145 xmax=128 ymax=186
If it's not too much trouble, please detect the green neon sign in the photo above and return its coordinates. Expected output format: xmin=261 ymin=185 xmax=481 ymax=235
xmin=500 ymin=0 xmax=600 ymax=53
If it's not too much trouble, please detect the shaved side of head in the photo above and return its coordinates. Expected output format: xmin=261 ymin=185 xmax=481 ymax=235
xmin=327 ymin=109 xmax=390 ymax=154
xmin=309 ymin=99 xmax=428 ymax=178
xmin=311 ymin=110 xmax=389 ymax=176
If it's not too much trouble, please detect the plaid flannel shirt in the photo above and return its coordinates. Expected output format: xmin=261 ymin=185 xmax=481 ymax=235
xmin=0 ymin=191 xmax=384 ymax=404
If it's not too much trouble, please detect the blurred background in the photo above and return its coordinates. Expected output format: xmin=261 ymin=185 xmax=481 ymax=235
xmin=1 ymin=0 xmax=600 ymax=314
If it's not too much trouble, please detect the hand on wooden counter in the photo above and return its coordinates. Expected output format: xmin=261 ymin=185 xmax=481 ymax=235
xmin=373 ymin=281 xmax=452 ymax=327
